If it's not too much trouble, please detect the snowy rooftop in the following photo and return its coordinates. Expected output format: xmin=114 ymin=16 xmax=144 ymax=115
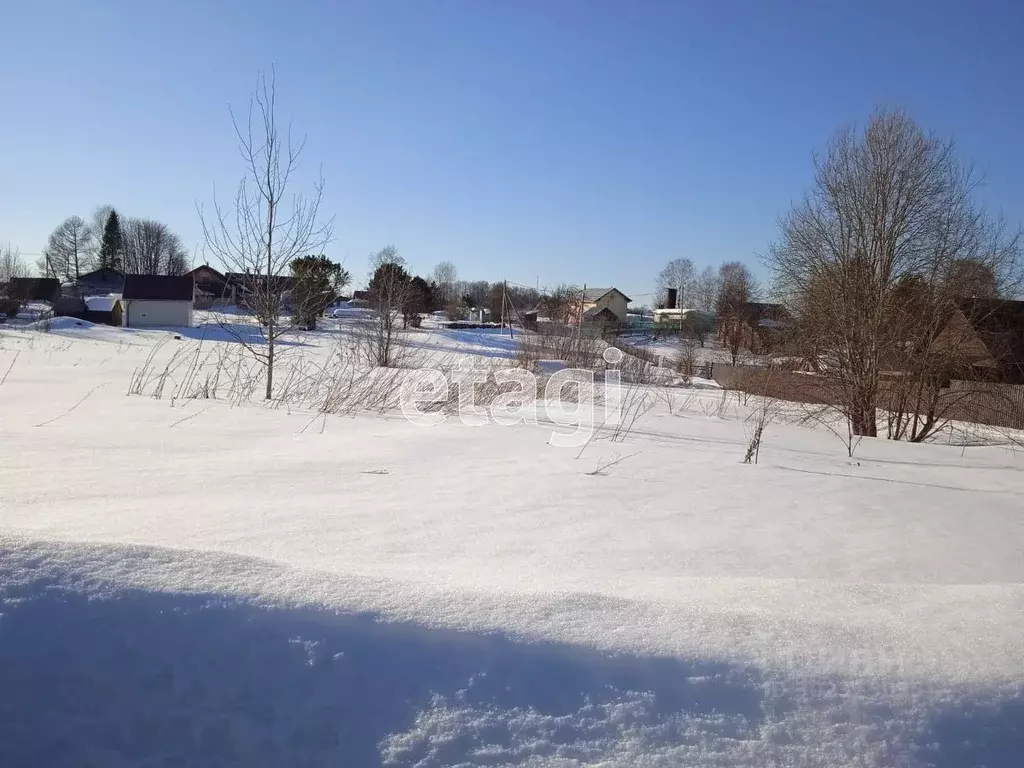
xmin=84 ymin=294 xmax=119 ymax=311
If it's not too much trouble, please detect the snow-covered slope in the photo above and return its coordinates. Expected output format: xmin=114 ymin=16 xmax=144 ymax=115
xmin=1 ymin=325 xmax=1023 ymax=766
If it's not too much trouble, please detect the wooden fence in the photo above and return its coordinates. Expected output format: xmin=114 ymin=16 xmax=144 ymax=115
xmin=712 ymin=364 xmax=1024 ymax=431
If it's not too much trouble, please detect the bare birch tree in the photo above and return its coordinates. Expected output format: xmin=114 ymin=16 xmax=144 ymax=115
xmin=432 ymin=260 xmax=457 ymax=309
xmin=694 ymin=265 xmax=720 ymax=314
xmin=770 ymin=108 xmax=1022 ymax=439
xmin=200 ymin=69 xmax=332 ymax=400
xmin=41 ymin=216 xmax=94 ymax=281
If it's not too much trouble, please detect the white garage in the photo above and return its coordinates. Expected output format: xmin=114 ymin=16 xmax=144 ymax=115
xmin=121 ymin=275 xmax=194 ymax=328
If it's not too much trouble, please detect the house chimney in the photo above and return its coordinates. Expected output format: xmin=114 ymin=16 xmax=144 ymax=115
xmin=666 ymin=288 xmax=678 ymax=310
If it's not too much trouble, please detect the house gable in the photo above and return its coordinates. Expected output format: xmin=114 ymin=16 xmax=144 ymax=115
xmin=582 ymin=287 xmax=632 ymax=304
xmin=581 ymin=287 xmax=630 ymax=322
xmin=189 ymin=265 xmax=227 ymax=283
xmin=957 ymin=298 xmax=1024 ymax=382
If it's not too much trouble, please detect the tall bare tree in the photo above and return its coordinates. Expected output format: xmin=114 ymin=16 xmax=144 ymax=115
xmin=454 ymin=279 xmax=490 ymax=309
xmin=693 ymin=265 xmax=720 ymax=314
xmin=769 ymin=109 xmax=1022 ymax=438
xmin=122 ymin=218 xmax=189 ymax=275
xmin=200 ymin=70 xmax=332 ymax=400
xmin=41 ymin=216 xmax=94 ymax=281
xmin=717 ymin=261 xmax=755 ymax=365
xmin=432 ymin=260 xmax=458 ymax=309
xmin=87 ymin=205 xmax=114 ymax=268
xmin=656 ymin=258 xmax=696 ymax=308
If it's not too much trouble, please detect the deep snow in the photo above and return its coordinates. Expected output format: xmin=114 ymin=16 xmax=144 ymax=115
xmin=1 ymin=320 xmax=1023 ymax=766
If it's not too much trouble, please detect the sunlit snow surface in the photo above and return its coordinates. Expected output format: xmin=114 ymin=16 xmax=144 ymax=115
xmin=1 ymin=318 xmax=1022 ymax=766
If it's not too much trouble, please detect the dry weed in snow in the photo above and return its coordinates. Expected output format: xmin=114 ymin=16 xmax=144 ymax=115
xmin=2 ymin=322 xmax=1024 ymax=766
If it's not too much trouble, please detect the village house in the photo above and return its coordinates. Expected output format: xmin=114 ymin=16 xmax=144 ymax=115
xmin=222 ymin=272 xmax=294 ymax=309
xmin=946 ymin=298 xmax=1024 ymax=384
xmin=581 ymin=288 xmax=631 ymax=323
xmin=187 ymin=265 xmax=230 ymax=307
xmin=120 ymin=275 xmax=194 ymax=328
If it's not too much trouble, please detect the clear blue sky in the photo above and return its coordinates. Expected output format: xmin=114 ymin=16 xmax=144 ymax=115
xmin=2 ymin=1 xmax=1022 ymax=301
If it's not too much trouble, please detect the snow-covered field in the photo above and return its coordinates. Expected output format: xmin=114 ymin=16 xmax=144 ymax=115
xmin=2 ymin=316 xmax=1023 ymax=766
xmin=619 ymin=332 xmax=760 ymax=367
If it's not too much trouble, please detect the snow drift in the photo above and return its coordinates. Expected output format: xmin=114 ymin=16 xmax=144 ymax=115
xmin=1 ymin=323 xmax=1023 ymax=766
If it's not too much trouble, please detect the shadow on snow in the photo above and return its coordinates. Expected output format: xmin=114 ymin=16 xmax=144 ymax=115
xmin=0 ymin=572 xmax=759 ymax=767
xmin=175 ymin=322 xmax=314 ymax=348
xmin=0 ymin=555 xmax=1022 ymax=766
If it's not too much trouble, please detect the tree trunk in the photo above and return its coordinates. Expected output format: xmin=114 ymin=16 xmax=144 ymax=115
xmin=850 ymin=401 xmax=877 ymax=437
xmin=265 ymin=331 xmax=274 ymax=400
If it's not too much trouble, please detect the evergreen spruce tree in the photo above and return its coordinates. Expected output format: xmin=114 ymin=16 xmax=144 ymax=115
xmin=98 ymin=210 xmax=123 ymax=271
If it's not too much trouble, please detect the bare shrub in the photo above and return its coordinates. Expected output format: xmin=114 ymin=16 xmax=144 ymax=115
xmin=610 ymin=382 xmax=654 ymax=443
xmin=677 ymin=336 xmax=698 ymax=377
xmin=517 ymin=326 xmax=602 ymax=371
xmin=0 ymin=297 xmax=22 ymax=319
xmin=742 ymin=369 xmax=779 ymax=464
xmin=0 ymin=243 xmax=30 ymax=282
xmin=127 ymin=338 xmax=169 ymax=395
xmin=742 ymin=424 xmax=763 ymax=464
xmin=586 ymin=452 xmax=641 ymax=476
xmin=357 ymin=247 xmax=418 ymax=368
xmin=350 ymin=317 xmax=423 ymax=370
xmin=618 ymin=354 xmax=657 ymax=385
xmin=539 ymin=284 xmax=583 ymax=324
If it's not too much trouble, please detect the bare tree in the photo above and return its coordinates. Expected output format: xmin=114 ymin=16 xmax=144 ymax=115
xmin=880 ymin=262 xmax=1021 ymax=442
xmin=87 ymin=205 xmax=114 ymax=268
xmin=0 ymin=243 xmax=30 ymax=282
xmin=717 ymin=261 xmax=755 ymax=365
xmin=770 ymin=108 xmax=1022 ymax=439
xmin=656 ymin=258 xmax=696 ymax=307
xmin=693 ymin=265 xmax=720 ymax=314
xmin=432 ymin=260 xmax=457 ymax=309
xmin=40 ymin=216 xmax=94 ymax=281
xmin=356 ymin=246 xmax=414 ymax=367
xmin=455 ymin=279 xmax=490 ymax=309
xmin=200 ymin=69 xmax=332 ymax=400
xmin=122 ymin=218 xmax=189 ymax=275
xmin=539 ymin=284 xmax=582 ymax=324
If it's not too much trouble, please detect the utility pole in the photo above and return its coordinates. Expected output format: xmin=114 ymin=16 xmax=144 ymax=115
xmin=500 ymin=280 xmax=506 ymax=331
xmin=507 ymin=290 xmax=525 ymax=339
xmin=503 ymin=280 xmax=514 ymax=339
xmin=579 ymin=283 xmax=587 ymax=333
